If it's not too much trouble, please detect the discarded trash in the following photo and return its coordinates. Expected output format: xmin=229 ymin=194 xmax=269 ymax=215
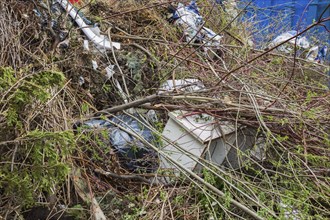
xmin=172 ymin=1 xmax=222 ymax=50
xmin=83 ymin=39 xmax=89 ymax=51
xmin=318 ymin=46 xmax=328 ymax=63
xmin=58 ymin=38 xmax=69 ymax=49
xmin=92 ymin=60 xmax=98 ymax=70
xmin=105 ymin=65 xmax=115 ymax=79
xmin=146 ymin=110 xmax=158 ymax=124
xmin=269 ymin=31 xmax=328 ymax=64
xmin=306 ymin=45 xmax=328 ymax=64
xmin=268 ymin=31 xmax=310 ymax=53
xmin=34 ymin=2 xmax=68 ymax=42
xmin=161 ymin=111 xmax=258 ymax=173
xmin=279 ymin=202 xmax=301 ymax=220
xmin=104 ymin=64 xmax=129 ymax=103
xmin=80 ymin=114 xmax=159 ymax=172
xmin=72 ymin=167 xmax=106 ymax=220
xmin=158 ymin=79 xmax=205 ymax=94
xmin=56 ymin=0 xmax=121 ymax=50
xmin=78 ymin=76 xmax=85 ymax=86
xmin=306 ymin=46 xmax=319 ymax=62
xmin=221 ymin=0 xmax=239 ymax=19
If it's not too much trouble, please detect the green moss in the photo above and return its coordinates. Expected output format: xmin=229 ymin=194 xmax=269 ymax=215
xmin=0 ymin=66 xmax=72 ymax=208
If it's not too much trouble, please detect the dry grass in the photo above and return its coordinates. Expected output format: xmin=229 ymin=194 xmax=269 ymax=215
xmin=0 ymin=0 xmax=329 ymax=219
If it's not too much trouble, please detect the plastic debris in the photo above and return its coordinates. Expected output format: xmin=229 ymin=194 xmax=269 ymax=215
xmin=161 ymin=110 xmax=258 ymax=174
xmin=268 ymin=31 xmax=310 ymax=53
xmin=317 ymin=46 xmax=328 ymax=63
xmin=56 ymin=0 xmax=120 ymax=50
xmin=306 ymin=46 xmax=319 ymax=62
xmin=279 ymin=202 xmax=300 ymax=220
xmin=146 ymin=110 xmax=158 ymax=124
xmin=221 ymin=0 xmax=239 ymax=19
xmin=104 ymin=64 xmax=129 ymax=103
xmin=78 ymin=76 xmax=85 ymax=86
xmin=83 ymin=39 xmax=89 ymax=51
xmin=172 ymin=1 xmax=222 ymax=49
xmin=306 ymin=45 xmax=327 ymax=64
xmin=79 ymin=114 xmax=159 ymax=172
xmin=105 ymin=65 xmax=115 ymax=79
xmin=58 ymin=38 xmax=69 ymax=49
xmin=72 ymin=167 xmax=106 ymax=220
xmin=269 ymin=31 xmax=328 ymax=64
xmin=92 ymin=60 xmax=98 ymax=70
xmin=158 ymin=79 xmax=205 ymax=94
xmin=34 ymin=2 xmax=68 ymax=42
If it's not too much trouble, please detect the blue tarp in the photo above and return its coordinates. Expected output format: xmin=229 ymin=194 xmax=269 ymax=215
xmin=237 ymin=0 xmax=330 ymax=70
xmin=242 ymin=0 xmax=330 ymax=47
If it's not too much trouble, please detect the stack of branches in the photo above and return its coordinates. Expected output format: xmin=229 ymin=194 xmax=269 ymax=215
xmin=0 ymin=0 xmax=329 ymax=219
xmin=92 ymin=0 xmax=330 ymax=219
xmin=0 ymin=0 xmax=86 ymax=219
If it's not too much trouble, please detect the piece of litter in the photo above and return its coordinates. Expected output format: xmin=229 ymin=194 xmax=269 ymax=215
xmin=268 ymin=31 xmax=310 ymax=53
xmin=146 ymin=110 xmax=158 ymax=123
xmin=58 ymin=39 xmax=69 ymax=49
xmin=83 ymin=40 xmax=89 ymax=51
xmin=78 ymin=76 xmax=85 ymax=86
xmin=92 ymin=60 xmax=98 ymax=70
xmin=56 ymin=0 xmax=121 ymax=50
xmin=161 ymin=110 xmax=259 ymax=175
xmin=105 ymin=65 xmax=115 ymax=79
xmin=306 ymin=45 xmax=327 ymax=64
xmin=317 ymin=46 xmax=327 ymax=63
xmin=78 ymin=114 xmax=159 ymax=173
xmin=158 ymin=79 xmax=205 ymax=94
xmin=279 ymin=202 xmax=301 ymax=220
xmin=104 ymin=64 xmax=128 ymax=103
xmin=172 ymin=1 xmax=222 ymax=50
xmin=69 ymin=0 xmax=81 ymax=4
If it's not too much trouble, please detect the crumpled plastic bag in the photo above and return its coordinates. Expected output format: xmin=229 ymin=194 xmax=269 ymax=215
xmin=158 ymin=79 xmax=205 ymax=94
xmin=306 ymin=45 xmax=328 ymax=64
xmin=269 ymin=31 xmax=328 ymax=64
xmin=172 ymin=1 xmax=222 ymax=49
xmin=79 ymin=114 xmax=159 ymax=173
xmin=268 ymin=30 xmax=310 ymax=53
